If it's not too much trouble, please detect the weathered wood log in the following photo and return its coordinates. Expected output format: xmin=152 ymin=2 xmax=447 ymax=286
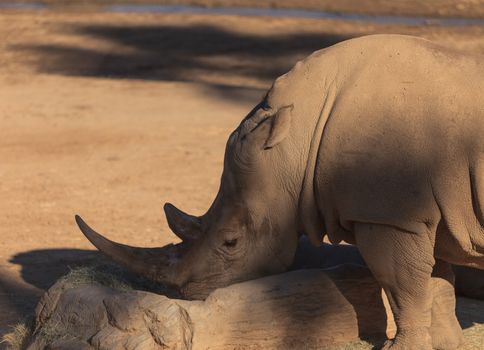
xmin=26 ymin=264 xmax=394 ymax=350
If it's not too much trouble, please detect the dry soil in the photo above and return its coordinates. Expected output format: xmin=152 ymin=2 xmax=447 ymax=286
xmin=1 ymin=5 xmax=484 ymax=349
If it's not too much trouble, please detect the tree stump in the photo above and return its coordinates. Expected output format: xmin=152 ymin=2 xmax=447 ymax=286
xmin=26 ymin=264 xmax=395 ymax=350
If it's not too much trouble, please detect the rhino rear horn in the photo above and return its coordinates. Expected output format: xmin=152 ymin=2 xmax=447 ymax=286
xmin=164 ymin=203 xmax=202 ymax=241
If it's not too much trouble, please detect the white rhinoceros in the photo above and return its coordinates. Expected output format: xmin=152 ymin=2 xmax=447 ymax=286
xmin=76 ymin=34 xmax=484 ymax=350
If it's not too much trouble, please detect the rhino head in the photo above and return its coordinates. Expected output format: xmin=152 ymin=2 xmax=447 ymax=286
xmin=76 ymin=99 xmax=307 ymax=299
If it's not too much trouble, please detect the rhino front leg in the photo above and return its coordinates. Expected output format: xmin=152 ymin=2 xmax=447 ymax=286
xmin=429 ymin=259 xmax=463 ymax=350
xmin=354 ymin=223 xmax=435 ymax=350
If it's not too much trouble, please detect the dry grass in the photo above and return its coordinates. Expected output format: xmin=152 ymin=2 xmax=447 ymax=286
xmin=56 ymin=263 xmax=170 ymax=294
xmin=462 ymin=323 xmax=484 ymax=350
xmin=57 ymin=265 xmax=133 ymax=291
xmin=1 ymin=319 xmax=33 ymax=350
xmin=322 ymin=338 xmax=385 ymax=350
xmin=36 ymin=317 xmax=77 ymax=346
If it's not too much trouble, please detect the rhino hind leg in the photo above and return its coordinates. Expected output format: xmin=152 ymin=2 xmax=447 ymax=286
xmin=354 ymin=223 xmax=434 ymax=350
xmin=429 ymin=259 xmax=464 ymax=350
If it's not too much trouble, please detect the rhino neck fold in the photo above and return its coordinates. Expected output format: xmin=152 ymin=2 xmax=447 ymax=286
xmin=298 ymin=87 xmax=337 ymax=246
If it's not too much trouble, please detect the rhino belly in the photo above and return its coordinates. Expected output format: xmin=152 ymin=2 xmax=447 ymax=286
xmin=434 ymin=155 xmax=484 ymax=268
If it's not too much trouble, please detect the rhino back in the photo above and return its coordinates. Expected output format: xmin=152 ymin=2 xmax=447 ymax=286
xmin=299 ymin=35 xmax=484 ymax=256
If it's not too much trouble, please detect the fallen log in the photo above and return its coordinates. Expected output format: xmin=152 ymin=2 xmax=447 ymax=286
xmin=26 ymin=264 xmax=394 ymax=350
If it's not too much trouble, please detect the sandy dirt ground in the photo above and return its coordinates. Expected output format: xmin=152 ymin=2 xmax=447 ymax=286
xmin=1 ymin=6 xmax=484 ymax=349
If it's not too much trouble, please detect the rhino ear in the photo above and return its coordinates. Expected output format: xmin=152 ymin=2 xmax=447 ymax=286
xmin=164 ymin=203 xmax=202 ymax=241
xmin=263 ymin=105 xmax=293 ymax=149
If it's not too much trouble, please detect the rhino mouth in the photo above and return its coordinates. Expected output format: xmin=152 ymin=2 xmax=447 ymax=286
xmin=75 ymin=215 xmax=190 ymax=289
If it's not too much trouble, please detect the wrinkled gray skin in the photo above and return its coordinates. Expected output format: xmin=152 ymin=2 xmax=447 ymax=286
xmin=77 ymin=34 xmax=484 ymax=350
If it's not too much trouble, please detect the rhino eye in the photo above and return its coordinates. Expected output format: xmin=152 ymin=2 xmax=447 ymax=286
xmin=223 ymin=238 xmax=238 ymax=248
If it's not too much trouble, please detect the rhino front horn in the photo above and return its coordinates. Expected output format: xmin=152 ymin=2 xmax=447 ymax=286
xmin=75 ymin=215 xmax=181 ymax=286
xmin=163 ymin=203 xmax=202 ymax=241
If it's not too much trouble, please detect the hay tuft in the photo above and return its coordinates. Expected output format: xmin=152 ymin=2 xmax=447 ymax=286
xmin=1 ymin=318 xmax=33 ymax=350
xmin=57 ymin=263 xmax=171 ymax=295
xmin=325 ymin=339 xmax=382 ymax=350
xmin=58 ymin=264 xmax=133 ymax=291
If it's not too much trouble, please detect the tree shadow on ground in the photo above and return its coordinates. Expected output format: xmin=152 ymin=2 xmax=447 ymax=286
xmin=14 ymin=23 xmax=354 ymax=99
xmin=9 ymin=249 xmax=104 ymax=291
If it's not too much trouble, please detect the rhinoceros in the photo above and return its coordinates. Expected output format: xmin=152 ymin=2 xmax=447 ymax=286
xmin=76 ymin=34 xmax=484 ymax=350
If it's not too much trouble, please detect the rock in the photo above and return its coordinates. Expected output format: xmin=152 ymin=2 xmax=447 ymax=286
xmin=26 ymin=265 xmax=393 ymax=350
